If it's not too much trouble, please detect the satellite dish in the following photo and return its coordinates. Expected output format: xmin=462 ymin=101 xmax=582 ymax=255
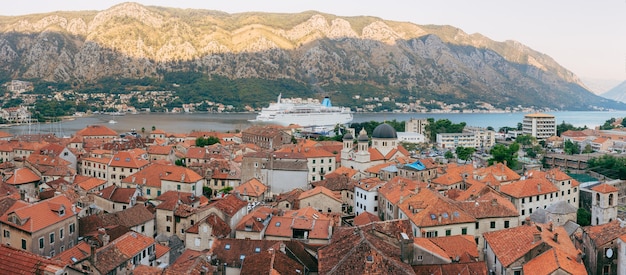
xmin=606 ymin=248 xmax=614 ymax=258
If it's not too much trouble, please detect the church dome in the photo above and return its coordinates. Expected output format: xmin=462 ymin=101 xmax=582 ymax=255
xmin=343 ymin=132 xmax=353 ymax=140
xmin=372 ymin=123 xmax=397 ymax=139
xmin=357 ymin=129 xmax=369 ymax=142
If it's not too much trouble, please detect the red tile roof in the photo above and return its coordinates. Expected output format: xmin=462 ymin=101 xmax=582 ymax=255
xmin=76 ymin=125 xmax=118 ymax=137
xmin=318 ymin=220 xmax=414 ymax=274
xmin=298 ymin=186 xmax=342 ymax=203
xmin=484 ymin=223 xmax=577 ymax=267
xmin=500 ymin=177 xmax=559 ymax=198
xmin=399 ymin=188 xmax=476 ymax=228
xmin=0 ymin=244 xmax=66 ymax=274
xmin=109 ymin=150 xmax=150 ymax=169
xmin=5 ymin=167 xmax=40 ymax=185
xmin=147 ymin=145 xmax=173 ymax=155
xmin=523 ymin=248 xmax=586 ymax=275
xmin=233 ymin=178 xmax=267 ymax=197
xmin=185 ymin=213 xmax=231 ymax=238
xmin=583 ymin=220 xmax=626 ymax=248
xmin=353 ymin=211 xmax=381 ymax=226
xmin=121 ymin=163 xmax=203 ymax=187
xmin=54 ymin=241 xmax=92 ymax=265
xmin=0 ymin=195 xmax=77 ymax=233
xmin=164 ymin=249 xmax=213 ymax=275
xmin=98 ymin=185 xmax=138 ymax=204
xmin=209 ymin=194 xmax=248 ymax=217
xmin=591 ymin=183 xmax=618 ymax=193
xmin=412 ymin=262 xmax=488 ymax=275
xmin=240 ymin=249 xmax=305 ymax=275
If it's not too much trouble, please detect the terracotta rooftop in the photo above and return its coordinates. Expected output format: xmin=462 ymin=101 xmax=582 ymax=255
xmin=76 ymin=124 xmax=118 ymax=137
xmin=5 ymin=167 xmax=40 ymax=185
xmin=500 ymin=176 xmax=559 ymax=198
xmin=235 ymin=206 xmax=274 ymax=232
xmin=98 ymin=185 xmax=138 ymax=204
xmin=484 ymin=222 xmax=577 ymax=267
xmin=522 ymin=248 xmax=586 ymax=275
xmin=54 ymin=241 xmax=92 ymax=265
xmin=94 ymin=231 xmax=154 ymax=274
xmin=353 ymin=211 xmax=381 ymax=226
xmin=209 ymin=239 xmax=317 ymax=271
xmin=356 ymin=177 xmax=385 ymax=191
xmin=312 ymin=173 xmax=356 ymax=191
xmin=583 ymin=220 xmax=626 ymax=248
xmin=412 ymin=262 xmax=488 ymax=275
xmin=240 ymin=249 xmax=305 ymax=275
xmin=185 ymin=213 xmax=230 ymax=238
xmin=209 ymin=194 xmax=248 ymax=217
xmin=164 ymin=249 xmax=213 ymax=275
xmin=399 ymin=189 xmax=476 ymax=228
xmin=233 ymin=178 xmax=267 ymax=197
xmin=318 ymin=220 xmax=414 ymax=274
xmin=109 ymin=150 xmax=150 ymax=169
xmin=591 ymin=183 xmax=619 ymax=194
xmin=121 ymin=163 xmax=203 ymax=187
xmin=0 ymin=195 xmax=77 ymax=233
xmin=0 ymin=244 xmax=66 ymax=274
xmin=298 ymin=186 xmax=342 ymax=203
xmin=378 ymin=176 xmax=425 ymax=205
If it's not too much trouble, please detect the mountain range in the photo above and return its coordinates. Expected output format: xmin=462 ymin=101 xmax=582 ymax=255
xmin=0 ymin=2 xmax=623 ymax=111
xmin=601 ymin=80 xmax=626 ymax=103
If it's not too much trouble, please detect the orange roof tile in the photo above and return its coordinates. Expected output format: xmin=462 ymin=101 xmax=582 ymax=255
xmin=76 ymin=125 xmax=118 ymax=137
xmin=77 ymin=177 xmax=107 ymax=192
xmin=109 ymin=150 xmax=150 ymax=169
xmin=233 ymin=178 xmax=267 ymax=197
xmin=111 ymin=231 xmax=154 ymax=258
xmin=0 ymin=195 xmax=77 ymax=233
xmin=429 ymin=235 xmax=479 ymax=263
xmin=147 ymin=145 xmax=173 ymax=155
xmin=5 ymin=167 xmax=40 ymax=185
xmin=353 ymin=211 xmax=381 ymax=226
xmin=378 ymin=177 xmax=425 ymax=205
xmin=54 ymin=241 xmax=91 ymax=265
xmin=399 ymin=189 xmax=476 ymax=228
xmin=121 ymin=163 xmax=203 ymax=187
xmin=500 ymin=177 xmax=559 ymax=198
xmin=0 ymin=244 xmax=65 ymax=274
xmin=298 ymin=186 xmax=342 ymax=203
xmin=591 ymin=183 xmax=618 ymax=193
xmin=523 ymin=248 xmax=586 ymax=275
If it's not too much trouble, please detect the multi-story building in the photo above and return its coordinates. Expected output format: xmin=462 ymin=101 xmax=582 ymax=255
xmin=436 ymin=132 xmax=478 ymax=149
xmin=0 ymin=195 xmax=78 ymax=257
xmin=405 ymin=118 xmax=429 ymax=136
xmin=522 ymin=113 xmax=556 ymax=140
xmin=354 ymin=177 xmax=385 ymax=216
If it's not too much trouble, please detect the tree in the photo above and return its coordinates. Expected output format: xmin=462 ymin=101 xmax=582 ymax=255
xmin=444 ymin=151 xmax=454 ymax=159
xmin=582 ymin=144 xmax=593 ymax=154
xmin=196 ymin=136 xmax=221 ymax=147
xmin=563 ymin=140 xmax=580 ymax=155
xmin=577 ymin=208 xmax=591 ymax=226
xmin=175 ymin=159 xmax=186 ymax=167
xmin=424 ymin=119 xmax=466 ymax=142
xmin=516 ymin=134 xmax=536 ymax=149
xmin=203 ymin=186 xmax=213 ymax=199
xmin=455 ymin=146 xmax=475 ymax=162
xmin=141 ymin=127 xmax=145 ymax=135
xmin=152 ymin=125 xmax=156 ymax=131
xmin=488 ymin=143 xmax=519 ymax=168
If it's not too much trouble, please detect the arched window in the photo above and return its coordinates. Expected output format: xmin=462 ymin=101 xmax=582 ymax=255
xmin=609 ymin=194 xmax=614 ymax=206
xmin=596 ymin=193 xmax=600 ymax=205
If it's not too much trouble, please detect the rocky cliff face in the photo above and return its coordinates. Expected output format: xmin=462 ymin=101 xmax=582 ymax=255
xmin=0 ymin=2 xmax=620 ymax=110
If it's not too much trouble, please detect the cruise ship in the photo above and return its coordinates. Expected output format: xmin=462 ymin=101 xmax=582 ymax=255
xmin=252 ymin=94 xmax=353 ymax=129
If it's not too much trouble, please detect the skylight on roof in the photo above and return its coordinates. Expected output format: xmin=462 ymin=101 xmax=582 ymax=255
xmin=430 ymin=214 xmax=436 ymax=220
xmin=453 ymin=211 xmax=460 ymax=217
xmin=442 ymin=212 xmax=449 ymax=219
xmin=255 ymin=247 xmax=261 ymax=253
xmin=276 ymin=222 xmax=281 ymax=227
xmin=225 ymin=244 xmax=230 ymax=250
xmin=240 ymin=255 xmax=246 ymax=260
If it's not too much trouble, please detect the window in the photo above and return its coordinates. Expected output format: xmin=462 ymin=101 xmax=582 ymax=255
xmin=374 ymin=196 xmax=378 ymax=201
xmin=522 ymin=198 xmax=525 ymax=203
xmin=166 ymin=216 xmax=172 ymax=222
xmin=3 ymin=230 xmax=9 ymax=238
xmin=69 ymin=223 xmax=75 ymax=234
xmin=475 ymin=222 xmax=479 ymax=229
xmin=504 ymin=221 xmax=510 ymax=228
xmin=141 ymin=225 xmax=145 ymax=232
xmin=445 ymin=229 xmax=451 ymax=236
xmin=60 ymin=229 xmax=64 ymax=239
xmin=522 ymin=209 xmax=525 ymax=215
xmin=461 ymin=228 xmax=467 ymax=235
xmin=166 ymin=226 xmax=171 ymax=232
xmin=50 ymin=233 xmax=55 ymax=244
xmin=490 ymin=221 xmax=496 ymax=229
xmin=21 ymin=239 xmax=26 ymax=250
xmin=177 ymin=184 xmax=181 ymax=190
xmin=39 ymin=237 xmax=44 ymax=249
xmin=417 ymin=255 xmax=423 ymax=261
xmin=426 ymin=231 xmax=438 ymax=238
xmin=147 ymin=189 xmax=151 ymax=195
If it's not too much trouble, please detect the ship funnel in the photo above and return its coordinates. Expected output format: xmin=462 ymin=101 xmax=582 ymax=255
xmin=322 ymin=96 xmax=332 ymax=107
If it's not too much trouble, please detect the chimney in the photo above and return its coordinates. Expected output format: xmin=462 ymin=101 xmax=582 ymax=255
xmin=102 ymin=232 xmax=110 ymax=246
xmin=399 ymin=232 xmax=412 ymax=264
xmin=537 ymin=183 xmax=541 ymax=192
xmin=553 ymin=233 xmax=558 ymax=243
xmin=438 ymin=214 xmax=442 ymax=223
xmin=533 ymin=232 xmax=541 ymax=243
xmin=576 ymin=251 xmax=583 ymax=263
xmin=548 ymin=222 xmax=553 ymax=232
xmin=90 ymin=243 xmax=97 ymax=265
xmin=279 ymin=242 xmax=286 ymax=253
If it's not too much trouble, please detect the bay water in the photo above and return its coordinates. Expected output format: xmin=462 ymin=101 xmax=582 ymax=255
xmin=5 ymin=111 xmax=626 ymax=137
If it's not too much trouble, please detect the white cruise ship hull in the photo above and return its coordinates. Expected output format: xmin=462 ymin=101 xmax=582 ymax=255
xmin=251 ymin=94 xmax=353 ymax=128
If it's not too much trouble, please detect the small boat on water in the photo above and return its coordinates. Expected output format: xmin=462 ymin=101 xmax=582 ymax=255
xmin=108 ymin=120 xmax=117 ymax=124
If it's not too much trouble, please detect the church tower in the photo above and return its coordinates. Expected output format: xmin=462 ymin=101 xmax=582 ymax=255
xmin=590 ymin=183 xmax=618 ymax=225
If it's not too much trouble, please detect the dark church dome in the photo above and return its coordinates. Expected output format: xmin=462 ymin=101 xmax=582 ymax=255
xmin=372 ymin=123 xmax=397 ymax=139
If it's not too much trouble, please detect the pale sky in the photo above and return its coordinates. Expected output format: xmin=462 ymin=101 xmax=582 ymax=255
xmin=2 ymin=0 xmax=625 ymax=83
